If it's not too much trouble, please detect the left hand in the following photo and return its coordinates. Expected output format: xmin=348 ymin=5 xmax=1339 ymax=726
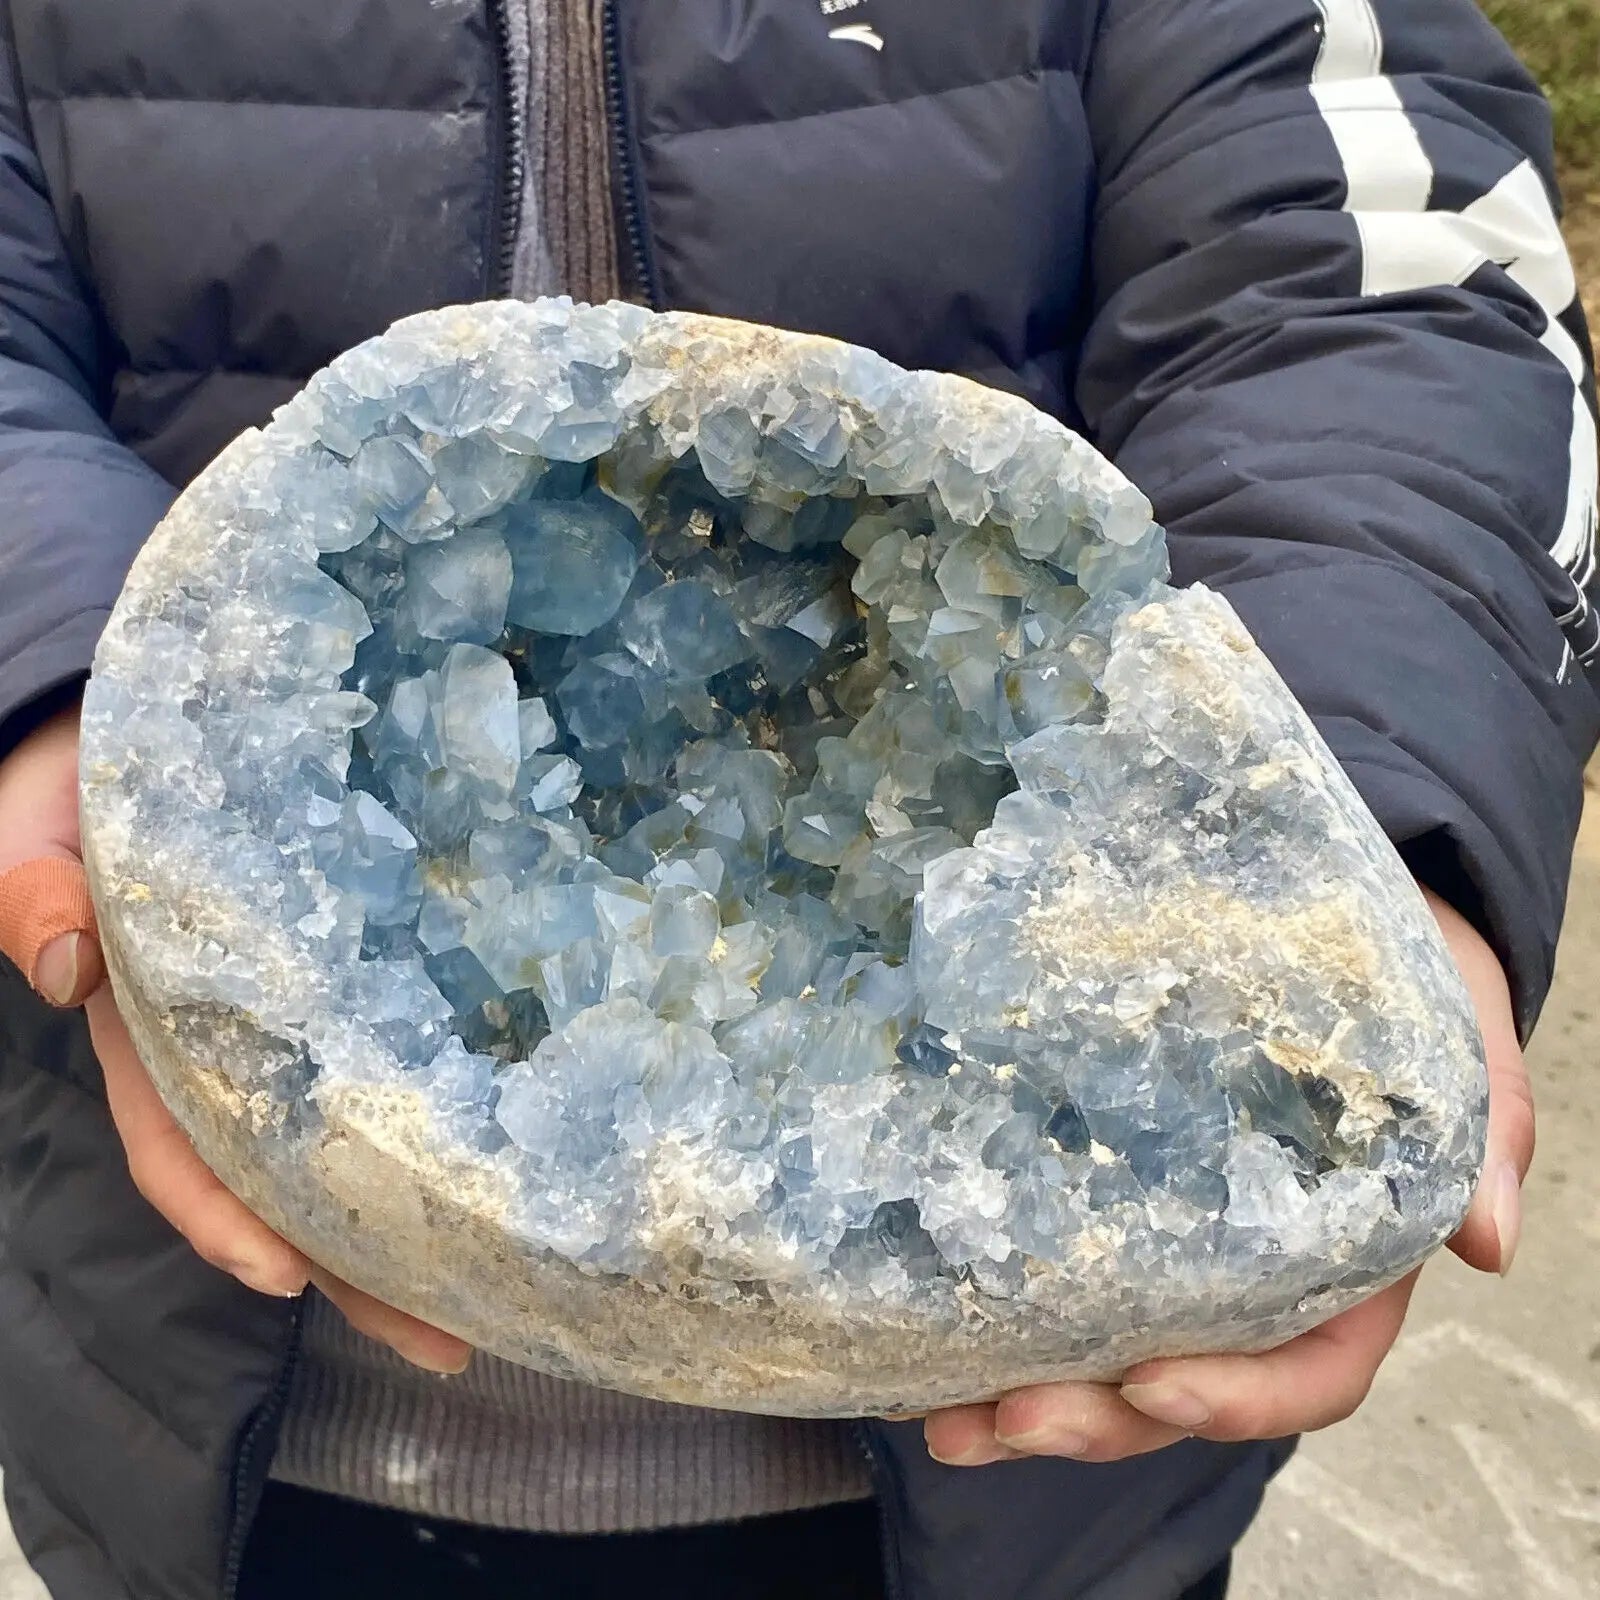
xmin=0 ymin=705 xmax=473 ymax=1375
xmin=920 ymin=887 xmax=1534 ymax=1467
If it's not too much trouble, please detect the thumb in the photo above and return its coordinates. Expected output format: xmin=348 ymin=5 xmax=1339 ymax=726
xmin=1420 ymin=890 xmax=1534 ymax=1278
xmin=0 ymin=855 xmax=106 ymax=1007
xmin=0 ymin=703 xmax=105 ymax=1008
xmin=1450 ymin=1013 xmax=1534 ymax=1277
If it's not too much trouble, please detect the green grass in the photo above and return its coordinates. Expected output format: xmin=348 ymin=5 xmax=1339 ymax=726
xmin=1482 ymin=0 xmax=1600 ymax=187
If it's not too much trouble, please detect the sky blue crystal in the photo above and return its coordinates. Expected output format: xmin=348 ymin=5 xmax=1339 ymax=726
xmin=400 ymin=529 xmax=512 ymax=644
xmin=81 ymin=303 xmax=1485 ymax=1407
xmin=430 ymin=434 xmax=536 ymax=521
xmin=556 ymin=652 xmax=655 ymax=749
xmin=323 ymin=791 xmax=418 ymax=925
xmin=518 ymin=696 xmax=558 ymax=754
xmin=504 ymin=494 xmax=642 ymax=634
xmin=349 ymin=434 xmax=454 ymax=542
xmin=618 ymin=578 xmax=750 ymax=681
xmin=436 ymin=643 xmax=520 ymax=796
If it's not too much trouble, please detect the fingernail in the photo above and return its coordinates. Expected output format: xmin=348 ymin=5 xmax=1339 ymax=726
xmin=1120 ymin=1382 xmax=1212 ymax=1429
xmin=222 ymin=1252 xmax=310 ymax=1299
xmin=231 ymin=1260 xmax=311 ymax=1299
xmin=1491 ymin=1162 xmax=1522 ymax=1278
xmin=35 ymin=931 xmax=82 ymax=1006
xmin=995 ymin=1427 xmax=1089 ymax=1457
xmin=927 ymin=1439 xmax=1012 ymax=1467
xmin=408 ymin=1346 xmax=471 ymax=1376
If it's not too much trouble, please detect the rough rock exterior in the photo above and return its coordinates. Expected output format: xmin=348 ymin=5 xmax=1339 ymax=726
xmin=80 ymin=301 xmax=1487 ymax=1415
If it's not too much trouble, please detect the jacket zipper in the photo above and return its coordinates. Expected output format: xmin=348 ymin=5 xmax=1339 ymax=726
xmin=487 ymin=0 xmax=527 ymax=296
xmin=220 ymin=1300 xmax=305 ymax=1600
xmin=601 ymin=0 xmax=656 ymax=306
xmin=854 ymin=1421 xmax=909 ymax=1600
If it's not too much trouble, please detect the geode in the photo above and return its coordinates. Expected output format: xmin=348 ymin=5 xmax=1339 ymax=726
xmin=80 ymin=301 xmax=1487 ymax=1415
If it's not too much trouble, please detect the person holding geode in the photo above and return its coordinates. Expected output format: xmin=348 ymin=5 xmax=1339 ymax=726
xmin=0 ymin=3 xmax=1584 ymax=1599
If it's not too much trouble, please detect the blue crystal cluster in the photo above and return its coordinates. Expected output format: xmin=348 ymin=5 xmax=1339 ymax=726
xmin=81 ymin=303 xmax=1484 ymax=1356
xmin=306 ymin=364 xmax=1166 ymax=1274
xmin=334 ymin=470 xmax=1160 ymax=1017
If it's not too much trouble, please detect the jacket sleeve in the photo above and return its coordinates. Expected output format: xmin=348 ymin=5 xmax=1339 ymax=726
xmin=1078 ymin=0 xmax=1600 ymax=1036
xmin=0 ymin=28 xmax=174 ymax=757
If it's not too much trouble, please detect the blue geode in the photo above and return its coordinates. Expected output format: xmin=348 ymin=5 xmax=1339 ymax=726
xmin=80 ymin=302 xmax=1486 ymax=1414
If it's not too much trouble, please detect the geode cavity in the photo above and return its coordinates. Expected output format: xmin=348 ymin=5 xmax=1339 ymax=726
xmin=80 ymin=301 xmax=1487 ymax=1415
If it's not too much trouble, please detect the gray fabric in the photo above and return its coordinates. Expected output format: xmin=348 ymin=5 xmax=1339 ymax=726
xmin=271 ymin=1293 xmax=871 ymax=1533
xmin=508 ymin=0 xmax=620 ymax=304
xmin=502 ymin=0 xmax=549 ymax=295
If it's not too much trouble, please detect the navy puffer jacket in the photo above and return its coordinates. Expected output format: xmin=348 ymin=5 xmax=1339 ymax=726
xmin=0 ymin=3 xmax=1593 ymax=1597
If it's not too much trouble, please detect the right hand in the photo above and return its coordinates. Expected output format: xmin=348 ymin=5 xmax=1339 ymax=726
xmin=0 ymin=702 xmax=471 ymax=1372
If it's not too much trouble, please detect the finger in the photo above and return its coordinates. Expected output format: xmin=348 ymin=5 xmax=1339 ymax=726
xmin=0 ymin=705 xmax=83 ymax=867
xmin=0 ymin=857 xmax=103 ymax=1006
xmin=922 ymin=1403 xmax=1026 ymax=1467
xmin=1120 ymin=1272 xmax=1418 ymax=1442
xmin=32 ymin=928 xmax=106 ymax=1009
xmin=87 ymin=987 xmax=312 ymax=1297
xmin=992 ymin=1381 xmax=1192 ymax=1462
xmin=310 ymin=1268 xmax=473 ymax=1375
xmin=1451 ymin=1040 xmax=1534 ymax=1277
xmin=1422 ymin=891 xmax=1534 ymax=1276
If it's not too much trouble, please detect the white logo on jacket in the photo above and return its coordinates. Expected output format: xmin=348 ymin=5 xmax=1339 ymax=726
xmin=820 ymin=0 xmax=884 ymax=50
xmin=829 ymin=23 xmax=885 ymax=49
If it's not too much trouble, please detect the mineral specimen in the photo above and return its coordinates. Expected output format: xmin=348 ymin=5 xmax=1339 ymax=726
xmin=80 ymin=301 xmax=1487 ymax=1415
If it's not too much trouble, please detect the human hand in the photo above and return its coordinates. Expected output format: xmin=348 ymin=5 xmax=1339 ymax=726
xmin=0 ymin=703 xmax=472 ymax=1373
xmin=920 ymin=887 xmax=1533 ymax=1467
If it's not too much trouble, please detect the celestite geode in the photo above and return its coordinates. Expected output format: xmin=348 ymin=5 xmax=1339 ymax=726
xmin=80 ymin=301 xmax=1487 ymax=1415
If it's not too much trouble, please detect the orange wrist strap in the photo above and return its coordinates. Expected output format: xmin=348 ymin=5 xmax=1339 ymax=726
xmin=0 ymin=857 xmax=98 ymax=987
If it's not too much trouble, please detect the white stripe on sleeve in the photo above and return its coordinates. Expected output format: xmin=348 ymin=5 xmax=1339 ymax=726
xmin=1309 ymin=1 xmax=1597 ymax=654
